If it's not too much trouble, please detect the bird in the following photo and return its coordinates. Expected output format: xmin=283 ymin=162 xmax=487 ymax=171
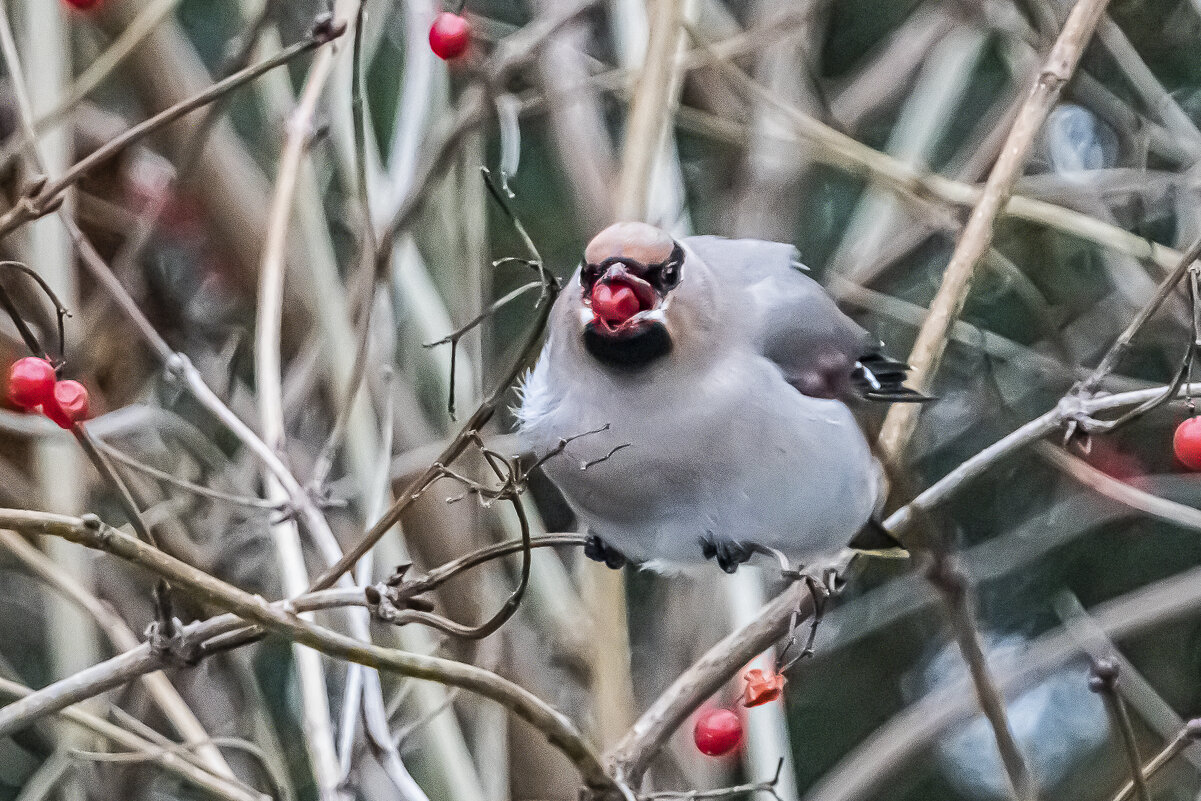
xmin=516 ymin=221 xmax=927 ymax=574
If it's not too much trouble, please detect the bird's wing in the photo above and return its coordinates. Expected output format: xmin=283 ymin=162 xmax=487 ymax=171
xmin=683 ymin=235 xmax=927 ymax=402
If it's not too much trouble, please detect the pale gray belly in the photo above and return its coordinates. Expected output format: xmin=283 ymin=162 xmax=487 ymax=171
xmin=533 ymin=373 xmax=878 ymax=565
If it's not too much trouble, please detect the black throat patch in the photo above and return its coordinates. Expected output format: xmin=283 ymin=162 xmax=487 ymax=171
xmin=583 ymin=321 xmax=672 ymax=368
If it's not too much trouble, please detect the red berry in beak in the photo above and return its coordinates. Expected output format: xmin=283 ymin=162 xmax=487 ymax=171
xmin=591 ymin=281 xmax=642 ymax=326
xmin=7 ymin=357 xmax=56 ymax=410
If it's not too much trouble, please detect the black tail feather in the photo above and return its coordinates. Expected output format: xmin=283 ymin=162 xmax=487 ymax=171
xmin=848 ymin=518 xmax=909 ymax=554
xmin=853 ymin=352 xmax=935 ymax=403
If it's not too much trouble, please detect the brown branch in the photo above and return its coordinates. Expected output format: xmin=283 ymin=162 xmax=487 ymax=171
xmin=877 ymin=0 xmax=1113 ymax=459
xmin=0 ymin=25 xmax=337 ymax=243
xmin=605 ymin=581 xmax=818 ymax=785
xmin=1091 ymin=659 xmax=1150 ymax=801
xmin=0 ymin=677 xmax=266 ymax=801
xmin=0 ymin=509 xmax=612 ymax=791
xmin=1109 ymin=721 xmax=1201 ymax=801
xmin=927 ymin=557 xmax=1037 ymax=801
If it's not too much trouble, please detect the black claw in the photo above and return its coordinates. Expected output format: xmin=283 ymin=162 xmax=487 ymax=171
xmin=584 ymin=533 xmax=627 ymax=569
xmin=699 ymin=534 xmax=753 ymax=573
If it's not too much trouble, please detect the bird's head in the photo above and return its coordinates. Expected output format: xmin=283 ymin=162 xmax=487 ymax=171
xmin=575 ymin=222 xmax=685 ymax=367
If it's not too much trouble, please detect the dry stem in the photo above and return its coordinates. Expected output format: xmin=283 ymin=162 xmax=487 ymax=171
xmin=877 ymin=0 xmax=1113 ymax=459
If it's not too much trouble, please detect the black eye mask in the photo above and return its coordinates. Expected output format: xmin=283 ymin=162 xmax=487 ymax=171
xmin=580 ymin=242 xmax=685 ymax=294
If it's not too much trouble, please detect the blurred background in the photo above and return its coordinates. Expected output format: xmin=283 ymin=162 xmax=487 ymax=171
xmin=2 ymin=0 xmax=1201 ymax=800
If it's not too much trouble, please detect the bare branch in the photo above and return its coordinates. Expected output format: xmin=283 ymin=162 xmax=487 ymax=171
xmin=877 ymin=0 xmax=1115 ymax=458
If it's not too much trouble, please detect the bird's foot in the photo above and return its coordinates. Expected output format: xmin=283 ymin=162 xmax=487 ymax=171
xmin=778 ymin=565 xmax=845 ymax=669
xmin=699 ymin=534 xmax=754 ymax=574
xmin=584 ymin=533 xmax=627 ymax=570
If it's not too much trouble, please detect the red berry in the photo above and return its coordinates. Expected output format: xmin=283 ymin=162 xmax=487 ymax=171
xmin=64 ymin=0 xmax=101 ymax=10
xmin=429 ymin=12 xmax=470 ymax=60
xmin=7 ymin=357 xmax=56 ymax=410
xmin=693 ymin=708 xmax=742 ymax=756
xmin=591 ymin=282 xmax=642 ymax=326
xmin=1175 ymin=418 xmax=1201 ymax=470
xmin=43 ymin=380 xmax=89 ymax=430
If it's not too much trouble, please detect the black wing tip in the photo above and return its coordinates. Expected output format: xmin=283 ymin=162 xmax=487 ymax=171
xmin=863 ymin=388 xmax=937 ymax=403
xmin=849 ymin=519 xmax=909 ymax=554
xmin=853 ymin=353 xmax=934 ymax=404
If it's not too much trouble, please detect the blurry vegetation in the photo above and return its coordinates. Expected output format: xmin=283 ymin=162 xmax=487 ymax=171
xmin=2 ymin=0 xmax=1201 ymax=800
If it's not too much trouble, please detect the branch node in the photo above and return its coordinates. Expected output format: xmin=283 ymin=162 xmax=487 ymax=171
xmin=309 ymin=13 xmax=347 ymax=44
xmin=1089 ymin=657 xmax=1120 ymax=693
xmin=145 ymin=619 xmax=201 ymax=667
xmin=1186 ymin=718 xmax=1201 ymax=740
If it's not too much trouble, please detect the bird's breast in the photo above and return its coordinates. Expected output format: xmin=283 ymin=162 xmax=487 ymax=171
xmin=520 ymin=352 xmax=879 ymax=564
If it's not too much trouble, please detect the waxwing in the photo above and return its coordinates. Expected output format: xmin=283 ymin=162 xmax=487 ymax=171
xmin=517 ymin=222 xmax=926 ymax=573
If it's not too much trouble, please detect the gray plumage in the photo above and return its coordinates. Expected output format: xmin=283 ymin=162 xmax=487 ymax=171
xmin=518 ymin=225 xmax=912 ymax=571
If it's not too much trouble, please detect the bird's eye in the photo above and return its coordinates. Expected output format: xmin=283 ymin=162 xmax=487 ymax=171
xmin=581 ymin=263 xmax=602 ymax=288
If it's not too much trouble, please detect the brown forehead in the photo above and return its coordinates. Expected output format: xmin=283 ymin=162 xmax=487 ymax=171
xmin=584 ymin=222 xmax=674 ymax=265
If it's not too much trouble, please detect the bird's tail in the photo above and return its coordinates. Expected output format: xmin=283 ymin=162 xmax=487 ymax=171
xmin=848 ymin=518 xmax=909 ymax=559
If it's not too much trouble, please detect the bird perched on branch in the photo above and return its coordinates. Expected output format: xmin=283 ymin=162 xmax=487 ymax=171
xmin=517 ymin=222 xmax=927 ymax=573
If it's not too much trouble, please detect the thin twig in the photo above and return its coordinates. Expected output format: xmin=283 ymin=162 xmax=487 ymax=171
xmin=1109 ymin=722 xmax=1201 ymax=801
xmin=0 ymin=25 xmax=339 ymax=242
xmin=309 ymin=174 xmax=557 ymax=592
xmin=0 ymin=677 xmax=265 ymax=801
xmin=876 ymin=0 xmax=1114 ymax=459
xmin=71 ymin=424 xmax=159 ymax=548
xmin=0 ymin=508 xmax=613 ymax=791
xmin=1077 ymin=237 xmax=1201 ymax=393
xmin=927 ymin=555 xmax=1037 ymax=801
xmin=1035 ymin=442 xmax=1201 ymax=532
xmin=0 ymin=529 xmax=235 ymax=779
xmin=1091 ymin=659 xmax=1150 ymax=801
xmin=94 ymin=439 xmax=283 ymax=511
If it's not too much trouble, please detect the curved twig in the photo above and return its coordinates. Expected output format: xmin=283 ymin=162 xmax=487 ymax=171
xmin=0 ymin=509 xmax=612 ymax=790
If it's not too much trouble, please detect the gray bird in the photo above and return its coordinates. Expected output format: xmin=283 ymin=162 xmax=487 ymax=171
xmin=517 ymin=222 xmax=925 ymax=573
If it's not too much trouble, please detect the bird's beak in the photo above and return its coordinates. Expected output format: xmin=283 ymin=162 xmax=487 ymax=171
xmin=582 ymin=265 xmax=665 ymax=334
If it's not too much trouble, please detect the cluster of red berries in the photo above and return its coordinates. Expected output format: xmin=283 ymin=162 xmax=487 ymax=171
xmin=429 ymin=11 xmax=470 ymax=60
xmin=7 ymin=357 xmax=89 ymax=429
